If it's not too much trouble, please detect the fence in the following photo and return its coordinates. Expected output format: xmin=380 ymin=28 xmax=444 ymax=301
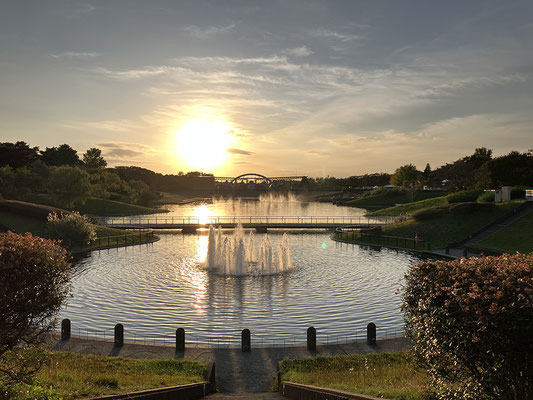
xmin=58 ymin=319 xmax=405 ymax=351
xmin=70 ymin=230 xmax=156 ymax=252
xmin=333 ymin=228 xmax=431 ymax=251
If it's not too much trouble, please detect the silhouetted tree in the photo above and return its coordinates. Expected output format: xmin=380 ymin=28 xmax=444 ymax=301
xmin=390 ymin=164 xmax=421 ymax=187
xmin=48 ymin=166 xmax=91 ymax=208
xmin=40 ymin=144 xmax=80 ymax=166
xmin=83 ymin=147 xmax=107 ymax=170
xmin=0 ymin=142 xmax=39 ymax=169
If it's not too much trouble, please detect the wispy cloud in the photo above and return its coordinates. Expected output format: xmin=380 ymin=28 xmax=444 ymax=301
xmin=182 ymin=24 xmax=235 ymax=38
xmin=98 ymin=142 xmax=159 ymax=159
xmin=227 ymin=148 xmax=253 ymax=156
xmin=51 ymin=51 xmax=101 ymax=59
xmin=282 ymin=46 xmax=313 ymax=57
xmin=312 ymin=28 xmax=361 ymax=42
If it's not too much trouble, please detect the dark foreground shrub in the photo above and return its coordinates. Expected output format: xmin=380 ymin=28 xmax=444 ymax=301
xmin=403 ymin=254 xmax=533 ymax=399
xmin=446 ymin=189 xmax=484 ymax=204
xmin=511 ymin=186 xmax=526 ymax=199
xmin=477 ymin=191 xmax=495 ymax=202
xmin=412 ymin=206 xmax=449 ymax=221
xmin=449 ymin=201 xmax=495 ymax=215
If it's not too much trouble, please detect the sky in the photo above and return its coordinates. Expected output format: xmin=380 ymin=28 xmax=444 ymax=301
xmin=1 ymin=0 xmax=532 ymax=177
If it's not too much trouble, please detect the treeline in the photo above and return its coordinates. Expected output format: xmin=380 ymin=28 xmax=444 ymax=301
xmin=0 ymin=141 xmax=157 ymax=208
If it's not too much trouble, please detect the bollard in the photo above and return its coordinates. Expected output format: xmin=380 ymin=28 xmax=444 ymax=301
xmin=114 ymin=324 xmax=124 ymax=347
xmin=367 ymin=323 xmax=376 ymax=345
xmin=176 ymin=328 xmax=185 ymax=352
xmin=61 ymin=318 xmax=71 ymax=341
xmin=241 ymin=329 xmax=251 ymax=352
xmin=463 ymin=248 xmax=468 ymax=258
xmin=307 ymin=327 xmax=317 ymax=350
xmin=445 ymin=245 xmax=450 ymax=255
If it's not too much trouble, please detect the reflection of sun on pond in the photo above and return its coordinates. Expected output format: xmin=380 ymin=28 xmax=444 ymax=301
xmin=196 ymin=234 xmax=208 ymax=263
xmin=194 ymin=204 xmax=213 ymax=225
xmin=174 ymin=118 xmax=232 ymax=171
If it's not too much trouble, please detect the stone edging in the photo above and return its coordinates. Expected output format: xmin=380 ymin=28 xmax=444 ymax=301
xmin=280 ymin=381 xmax=391 ymax=400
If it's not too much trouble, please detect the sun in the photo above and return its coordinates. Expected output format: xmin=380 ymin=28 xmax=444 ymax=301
xmin=174 ymin=119 xmax=232 ymax=171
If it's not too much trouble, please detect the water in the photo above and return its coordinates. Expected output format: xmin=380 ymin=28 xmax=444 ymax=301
xmin=61 ymin=198 xmax=427 ymax=346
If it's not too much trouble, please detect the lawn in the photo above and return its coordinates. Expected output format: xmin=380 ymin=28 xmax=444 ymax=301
xmin=367 ymin=195 xmax=449 ymax=217
xmin=6 ymin=350 xmax=208 ymax=400
xmin=74 ymin=197 xmax=166 ymax=216
xmin=474 ymin=209 xmax=533 ymax=254
xmin=280 ymin=352 xmax=427 ymax=400
xmin=345 ymin=189 xmax=445 ymax=210
xmin=152 ymin=192 xmax=193 ymax=204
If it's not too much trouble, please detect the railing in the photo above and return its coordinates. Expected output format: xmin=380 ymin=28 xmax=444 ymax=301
xmin=70 ymin=230 xmax=156 ymax=252
xmin=100 ymin=215 xmax=401 ymax=226
xmin=333 ymin=228 xmax=431 ymax=251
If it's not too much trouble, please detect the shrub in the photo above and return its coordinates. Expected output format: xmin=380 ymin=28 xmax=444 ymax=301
xmin=449 ymin=202 xmax=495 ymax=215
xmin=412 ymin=206 xmax=449 ymax=221
xmin=403 ymin=254 xmax=533 ymax=399
xmin=477 ymin=191 xmax=495 ymax=202
xmin=446 ymin=189 xmax=483 ymax=203
xmin=361 ymin=187 xmax=405 ymax=198
xmin=0 ymin=232 xmax=71 ymax=388
xmin=511 ymin=186 xmax=526 ymax=199
xmin=359 ymin=226 xmax=382 ymax=235
xmin=46 ymin=212 xmax=96 ymax=248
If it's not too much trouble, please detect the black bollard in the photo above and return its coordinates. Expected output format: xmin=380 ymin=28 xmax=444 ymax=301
xmin=463 ymin=248 xmax=468 ymax=258
xmin=367 ymin=323 xmax=376 ymax=345
xmin=307 ymin=327 xmax=317 ymax=350
xmin=445 ymin=245 xmax=450 ymax=255
xmin=241 ymin=329 xmax=251 ymax=352
xmin=176 ymin=328 xmax=185 ymax=352
xmin=61 ymin=318 xmax=71 ymax=341
xmin=114 ymin=324 xmax=124 ymax=347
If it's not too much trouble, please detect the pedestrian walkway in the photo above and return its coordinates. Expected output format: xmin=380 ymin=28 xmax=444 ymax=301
xmin=48 ymin=335 xmax=410 ymax=394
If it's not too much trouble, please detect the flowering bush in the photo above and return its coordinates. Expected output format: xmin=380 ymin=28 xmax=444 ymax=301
xmin=46 ymin=211 xmax=96 ymax=248
xmin=403 ymin=254 xmax=533 ymax=399
xmin=0 ymin=232 xmax=71 ymax=388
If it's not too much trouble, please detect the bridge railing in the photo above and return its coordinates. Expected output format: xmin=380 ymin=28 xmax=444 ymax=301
xmin=100 ymin=215 xmax=402 ymax=226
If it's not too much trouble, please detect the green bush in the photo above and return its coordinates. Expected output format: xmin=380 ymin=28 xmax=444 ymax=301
xmin=449 ymin=202 xmax=495 ymax=215
xmin=477 ymin=191 xmax=495 ymax=202
xmin=361 ymin=187 xmax=405 ymax=198
xmin=446 ymin=189 xmax=483 ymax=203
xmin=403 ymin=254 xmax=533 ymax=399
xmin=359 ymin=226 xmax=382 ymax=235
xmin=511 ymin=186 xmax=527 ymax=199
xmin=46 ymin=212 xmax=96 ymax=248
xmin=412 ymin=206 xmax=449 ymax=221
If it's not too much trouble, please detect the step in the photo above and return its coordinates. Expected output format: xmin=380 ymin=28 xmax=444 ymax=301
xmin=206 ymin=393 xmax=285 ymax=399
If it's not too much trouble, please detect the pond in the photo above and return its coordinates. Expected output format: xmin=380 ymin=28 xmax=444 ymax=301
xmin=61 ymin=198 xmax=424 ymax=346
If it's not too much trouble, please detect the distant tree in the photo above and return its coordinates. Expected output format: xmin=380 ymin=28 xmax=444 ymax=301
xmin=479 ymin=151 xmax=533 ymax=187
xmin=390 ymin=164 xmax=421 ymax=187
xmin=0 ymin=141 xmax=39 ymax=169
xmin=0 ymin=232 xmax=71 ymax=387
xmin=127 ymin=179 xmax=153 ymax=204
xmin=0 ymin=166 xmax=16 ymax=199
xmin=82 ymin=147 xmax=107 ymax=170
xmin=89 ymin=170 xmax=121 ymax=199
xmin=40 ymin=144 xmax=80 ymax=166
xmin=48 ymin=166 xmax=91 ymax=208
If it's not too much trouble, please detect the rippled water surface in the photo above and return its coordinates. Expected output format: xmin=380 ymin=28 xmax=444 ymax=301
xmin=62 ymin=200 xmax=425 ymax=345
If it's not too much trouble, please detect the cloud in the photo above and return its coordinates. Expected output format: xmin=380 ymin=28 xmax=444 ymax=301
xmin=51 ymin=51 xmax=101 ymax=59
xmin=312 ymin=28 xmax=361 ymax=42
xmin=182 ymin=24 xmax=235 ymax=38
xmin=227 ymin=148 xmax=253 ymax=155
xmin=282 ymin=46 xmax=313 ymax=57
xmin=98 ymin=142 xmax=159 ymax=159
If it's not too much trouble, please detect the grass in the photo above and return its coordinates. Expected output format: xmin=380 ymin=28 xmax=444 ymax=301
xmin=6 ymin=350 xmax=208 ymax=400
xmin=0 ymin=211 xmax=48 ymax=237
xmin=335 ymin=202 xmax=521 ymax=249
xmin=474 ymin=209 xmax=533 ymax=254
xmin=74 ymin=198 xmax=166 ymax=216
xmin=280 ymin=352 xmax=427 ymax=400
xmin=345 ymin=190 xmax=445 ymax=210
xmin=152 ymin=192 xmax=194 ymax=204
xmin=367 ymin=195 xmax=449 ymax=217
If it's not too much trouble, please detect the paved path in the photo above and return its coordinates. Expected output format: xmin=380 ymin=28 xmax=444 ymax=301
xmin=47 ymin=335 xmax=410 ymax=394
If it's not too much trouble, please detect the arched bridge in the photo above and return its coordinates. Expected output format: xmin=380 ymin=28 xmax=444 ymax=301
xmin=215 ymin=174 xmax=306 ymax=186
xmin=100 ymin=215 xmax=400 ymax=233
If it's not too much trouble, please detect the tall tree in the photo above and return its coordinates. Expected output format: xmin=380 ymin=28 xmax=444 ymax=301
xmin=0 ymin=141 xmax=39 ymax=169
xmin=48 ymin=166 xmax=91 ymax=208
xmin=83 ymin=147 xmax=107 ymax=170
xmin=390 ymin=164 xmax=422 ymax=187
xmin=40 ymin=144 xmax=80 ymax=166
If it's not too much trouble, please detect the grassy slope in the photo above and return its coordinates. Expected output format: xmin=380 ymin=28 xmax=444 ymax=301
xmin=475 ymin=209 xmax=533 ymax=254
xmin=345 ymin=191 xmax=444 ymax=209
xmin=280 ymin=352 xmax=427 ymax=400
xmin=381 ymin=202 xmax=520 ymax=249
xmin=14 ymin=351 xmax=207 ymax=399
xmin=152 ymin=192 xmax=191 ymax=204
xmin=0 ymin=211 xmax=48 ymax=237
xmin=368 ymin=195 xmax=449 ymax=217
xmin=75 ymin=197 xmax=165 ymax=216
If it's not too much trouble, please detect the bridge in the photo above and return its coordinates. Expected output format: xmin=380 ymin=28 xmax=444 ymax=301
xmin=100 ymin=215 xmax=400 ymax=233
xmin=215 ymin=173 xmax=306 ymax=186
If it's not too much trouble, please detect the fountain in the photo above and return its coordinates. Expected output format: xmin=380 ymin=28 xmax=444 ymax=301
xmin=205 ymin=223 xmax=293 ymax=275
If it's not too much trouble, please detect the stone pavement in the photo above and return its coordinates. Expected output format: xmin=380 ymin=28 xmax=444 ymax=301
xmin=47 ymin=335 xmax=410 ymax=394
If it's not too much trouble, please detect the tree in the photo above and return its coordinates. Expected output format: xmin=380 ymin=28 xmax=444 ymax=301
xmin=83 ymin=147 xmax=107 ymax=170
xmin=89 ymin=170 xmax=121 ymax=199
xmin=40 ymin=144 xmax=80 ymax=166
xmin=390 ymin=164 xmax=421 ymax=187
xmin=127 ymin=179 xmax=154 ymax=204
xmin=0 ymin=142 xmax=39 ymax=169
xmin=48 ymin=166 xmax=91 ymax=208
xmin=0 ymin=232 xmax=71 ymax=386
xmin=403 ymin=254 xmax=533 ymax=399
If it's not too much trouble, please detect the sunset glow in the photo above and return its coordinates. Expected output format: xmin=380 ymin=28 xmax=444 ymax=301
xmin=174 ymin=119 xmax=232 ymax=171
